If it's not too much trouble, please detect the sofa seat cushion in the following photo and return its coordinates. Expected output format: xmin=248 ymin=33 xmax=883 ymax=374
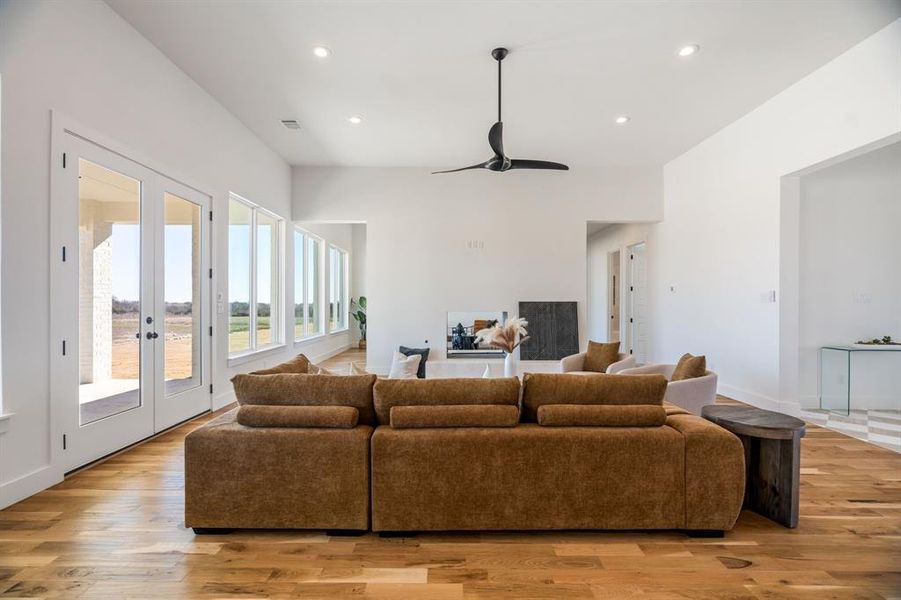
xmin=373 ymin=377 xmax=520 ymax=425
xmin=537 ymin=404 xmax=666 ymax=427
xmin=237 ymin=405 xmax=359 ymax=428
xmin=231 ymin=373 xmax=378 ymax=425
xmin=521 ymin=373 xmax=668 ymax=422
xmin=250 ymin=353 xmax=310 ymax=375
xmin=582 ymin=341 xmax=621 ymax=372
xmin=390 ymin=404 xmax=519 ymax=428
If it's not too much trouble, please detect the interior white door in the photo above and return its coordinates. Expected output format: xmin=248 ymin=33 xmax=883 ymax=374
xmin=51 ymin=134 xmax=211 ymax=471
xmin=629 ymin=242 xmax=649 ymax=364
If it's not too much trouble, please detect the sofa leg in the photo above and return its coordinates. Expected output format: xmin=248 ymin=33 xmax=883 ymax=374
xmin=326 ymin=529 xmax=367 ymax=537
xmin=192 ymin=527 xmax=234 ymax=535
xmin=685 ymin=529 xmax=724 ymax=538
xmin=378 ymin=531 xmax=416 ymax=538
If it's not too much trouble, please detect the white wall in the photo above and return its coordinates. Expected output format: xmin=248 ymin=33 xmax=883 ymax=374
xmin=586 ymin=223 xmax=652 ymax=345
xmin=654 ymin=19 xmax=901 ymax=411
xmin=798 ymin=142 xmax=901 ymax=408
xmin=0 ymin=0 xmax=297 ymax=507
xmin=292 ymin=167 xmax=662 ymax=372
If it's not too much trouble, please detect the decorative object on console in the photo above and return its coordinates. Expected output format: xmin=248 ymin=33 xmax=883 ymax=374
xmin=447 ymin=311 xmax=506 ymax=357
xmin=351 ymin=296 xmax=367 ymax=349
xmin=388 ymin=351 xmax=421 ymax=379
xmin=518 ymin=301 xmax=578 ymax=360
xmin=473 ymin=317 xmax=529 ymax=377
xmin=855 ymin=335 xmax=899 ymax=345
xmin=398 ymin=346 xmax=430 ymax=379
xmin=482 ymin=364 xmax=491 ymax=378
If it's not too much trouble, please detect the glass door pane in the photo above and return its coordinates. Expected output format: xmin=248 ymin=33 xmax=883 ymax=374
xmin=78 ymin=159 xmax=142 ymax=425
xmin=307 ymin=237 xmax=321 ymax=336
xmin=163 ymin=193 xmax=202 ymax=396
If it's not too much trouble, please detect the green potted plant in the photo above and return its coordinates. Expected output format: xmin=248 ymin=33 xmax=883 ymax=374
xmin=351 ymin=296 xmax=367 ymax=349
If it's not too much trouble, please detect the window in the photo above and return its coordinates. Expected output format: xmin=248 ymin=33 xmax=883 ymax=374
xmin=294 ymin=228 xmax=322 ymax=341
xmin=329 ymin=245 xmax=348 ymax=332
xmin=228 ymin=194 xmax=283 ymax=356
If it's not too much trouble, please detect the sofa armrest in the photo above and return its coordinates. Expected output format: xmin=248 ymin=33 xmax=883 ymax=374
xmin=560 ymin=352 xmax=586 ymax=373
xmin=619 ymin=363 xmax=676 ymax=378
xmin=666 ymin=413 xmax=744 ymax=531
xmin=665 ymin=372 xmax=718 ymax=415
xmin=606 ymin=353 xmax=636 ymax=374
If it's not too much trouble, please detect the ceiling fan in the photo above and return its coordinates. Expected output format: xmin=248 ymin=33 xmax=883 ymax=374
xmin=433 ymin=47 xmax=569 ymax=174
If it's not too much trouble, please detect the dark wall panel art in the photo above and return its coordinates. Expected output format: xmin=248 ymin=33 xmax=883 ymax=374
xmin=518 ymin=301 xmax=578 ymax=360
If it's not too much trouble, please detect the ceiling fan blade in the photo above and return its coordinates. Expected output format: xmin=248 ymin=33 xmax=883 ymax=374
xmin=432 ymin=161 xmax=490 ymax=174
xmin=488 ymin=121 xmax=504 ymax=158
xmin=508 ymin=159 xmax=569 ymax=171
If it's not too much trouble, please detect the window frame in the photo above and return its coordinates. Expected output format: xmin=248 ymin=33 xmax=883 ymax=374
xmin=227 ymin=193 xmax=285 ymax=360
xmin=328 ymin=243 xmax=350 ymax=334
xmin=293 ymin=226 xmax=324 ymax=343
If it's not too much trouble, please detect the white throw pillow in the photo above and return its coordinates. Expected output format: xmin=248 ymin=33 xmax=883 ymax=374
xmin=482 ymin=364 xmax=491 ymax=378
xmin=349 ymin=362 xmax=369 ymax=376
xmin=388 ymin=351 xmax=421 ymax=379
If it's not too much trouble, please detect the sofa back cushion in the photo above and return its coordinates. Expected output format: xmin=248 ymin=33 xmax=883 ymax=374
xmin=521 ymin=372 xmax=667 ymax=422
xmin=390 ymin=404 xmax=519 ymax=428
xmin=250 ymin=353 xmax=310 ymax=375
xmin=237 ymin=405 xmax=359 ymax=428
xmin=232 ymin=373 xmax=378 ymax=425
xmin=536 ymin=404 xmax=666 ymax=427
xmin=373 ymin=377 xmax=520 ymax=425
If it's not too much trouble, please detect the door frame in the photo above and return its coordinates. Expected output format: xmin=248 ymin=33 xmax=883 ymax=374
xmin=607 ymin=250 xmax=621 ymax=343
xmin=49 ymin=112 xmax=215 ymax=472
xmin=626 ymin=241 xmax=648 ymax=363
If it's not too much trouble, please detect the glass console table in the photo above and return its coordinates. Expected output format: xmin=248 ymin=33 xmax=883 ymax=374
xmin=819 ymin=345 xmax=901 ymax=415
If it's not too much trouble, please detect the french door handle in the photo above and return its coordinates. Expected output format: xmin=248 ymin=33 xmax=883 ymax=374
xmin=146 ymin=331 xmax=159 ymax=340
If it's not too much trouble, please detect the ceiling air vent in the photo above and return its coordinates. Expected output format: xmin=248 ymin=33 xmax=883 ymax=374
xmin=281 ymin=119 xmax=301 ymax=130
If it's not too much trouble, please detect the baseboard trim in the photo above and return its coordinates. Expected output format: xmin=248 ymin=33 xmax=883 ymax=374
xmin=0 ymin=465 xmax=62 ymax=510
xmin=718 ymin=383 xmax=779 ymax=412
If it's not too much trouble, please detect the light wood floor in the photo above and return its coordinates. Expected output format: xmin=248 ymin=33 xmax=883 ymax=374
xmin=1 ymin=350 xmax=899 ymax=599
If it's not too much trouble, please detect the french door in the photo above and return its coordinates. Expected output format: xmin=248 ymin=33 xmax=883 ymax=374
xmin=51 ymin=133 xmax=211 ymax=471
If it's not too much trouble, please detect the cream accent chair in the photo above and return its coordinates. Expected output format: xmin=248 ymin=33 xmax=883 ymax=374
xmin=619 ymin=364 xmax=717 ymax=415
xmin=560 ymin=352 xmax=636 ymax=375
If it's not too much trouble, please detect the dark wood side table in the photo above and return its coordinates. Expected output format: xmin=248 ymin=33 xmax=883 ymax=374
xmin=701 ymin=405 xmax=806 ymax=528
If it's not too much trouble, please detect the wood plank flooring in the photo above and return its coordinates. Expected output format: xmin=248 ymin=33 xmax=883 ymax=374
xmin=1 ymin=349 xmax=899 ymax=599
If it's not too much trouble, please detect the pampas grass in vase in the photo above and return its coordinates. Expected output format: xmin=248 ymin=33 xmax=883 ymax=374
xmin=474 ymin=317 xmax=529 ymax=377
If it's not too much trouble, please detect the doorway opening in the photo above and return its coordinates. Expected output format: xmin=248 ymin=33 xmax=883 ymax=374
xmin=587 ymin=222 xmax=651 ymax=362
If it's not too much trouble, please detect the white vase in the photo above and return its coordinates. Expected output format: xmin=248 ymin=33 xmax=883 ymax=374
xmin=504 ymin=352 xmax=518 ymax=378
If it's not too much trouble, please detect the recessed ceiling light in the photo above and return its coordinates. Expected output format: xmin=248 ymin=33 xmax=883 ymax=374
xmin=312 ymin=46 xmax=331 ymax=58
xmin=615 ymin=115 xmax=630 ymax=124
xmin=348 ymin=115 xmax=363 ymax=125
xmin=678 ymin=44 xmax=700 ymax=57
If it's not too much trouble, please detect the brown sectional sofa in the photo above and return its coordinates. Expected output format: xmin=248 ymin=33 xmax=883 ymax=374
xmin=185 ymin=362 xmax=745 ymax=536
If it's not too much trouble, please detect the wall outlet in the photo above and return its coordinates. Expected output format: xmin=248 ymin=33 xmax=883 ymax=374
xmin=760 ymin=290 xmax=776 ymax=303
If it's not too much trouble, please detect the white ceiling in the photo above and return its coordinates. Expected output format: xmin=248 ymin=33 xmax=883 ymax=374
xmin=106 ymin=0 xmax=900 ymax=169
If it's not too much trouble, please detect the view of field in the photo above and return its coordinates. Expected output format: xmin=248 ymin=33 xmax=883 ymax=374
xmin=111 ymin=312 xmax=196 ymax=380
